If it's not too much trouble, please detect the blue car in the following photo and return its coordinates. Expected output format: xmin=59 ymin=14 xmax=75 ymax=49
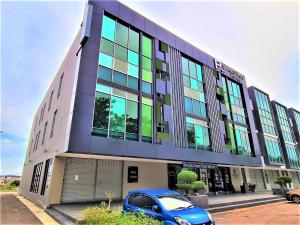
xmin=123 ymin=189 xmax=215 ymax=225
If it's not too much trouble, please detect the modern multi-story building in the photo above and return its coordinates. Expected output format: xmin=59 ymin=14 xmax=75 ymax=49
xmin=248 ymin=87 xmax=300 ymax=189
xmin=20 ymin=0 xmax=300 ymax=208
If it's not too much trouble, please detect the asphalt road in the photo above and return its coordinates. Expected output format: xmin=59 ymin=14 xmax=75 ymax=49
xmin=0 ymin=192 xmax=43 ymax=225
xmin=212 ymin=201 xmax=300 ymax=225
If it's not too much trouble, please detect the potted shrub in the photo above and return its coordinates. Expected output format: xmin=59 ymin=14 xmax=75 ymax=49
xmin=193 ymin=180 xmax=207 ymax=195
xmin=176 ymin=169 xmax=208 ymax=208
xmin=176 ymin=170 xmax=197 ymax=195
xmin=273 ymin=176 xmax=292 ymax=196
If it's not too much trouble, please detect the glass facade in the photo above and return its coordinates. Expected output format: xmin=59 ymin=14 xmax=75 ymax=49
xmin=275 ymin=103 xmax=300 ymax=168
xmin=222 ymin=76 xmax=252 ymax=156
xmin=181 ymin=56 xmax=210 ymax=150
xmin=186 ymin=117 xmax=210 ymax=150
xmin=254 ymin=89 xmax=284 ymax=164
xmin=98 ymin=15 xmax=140 ymax=91
xmin=94 ymin=14 xmax=154 ymax=143
xmin=294 ymin=110 xmax=300 ymax=134
xmin=93 ymin=84 xmax=139 ymax=141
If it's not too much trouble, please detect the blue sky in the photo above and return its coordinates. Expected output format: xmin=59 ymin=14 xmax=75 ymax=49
xmin=1 ymin=1 xmax=299 ymax=175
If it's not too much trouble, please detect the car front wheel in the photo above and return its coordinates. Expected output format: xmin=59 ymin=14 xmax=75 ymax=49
xmin=292 ymin=195 xmax=300 ymax=204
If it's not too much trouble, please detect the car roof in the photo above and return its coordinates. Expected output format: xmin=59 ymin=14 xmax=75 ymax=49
xmin=129 ymin=189 xmax=180 ymax=196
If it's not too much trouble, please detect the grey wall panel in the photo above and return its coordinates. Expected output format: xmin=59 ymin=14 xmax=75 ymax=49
xmin=169 ymin=47 xmax=186 ymax=148
xmin=203 ymin=66 xmax=224 ymax=153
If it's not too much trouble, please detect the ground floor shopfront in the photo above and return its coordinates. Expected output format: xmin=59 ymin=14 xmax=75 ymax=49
xmin=46 ymin=155 xmax=300 ymax=205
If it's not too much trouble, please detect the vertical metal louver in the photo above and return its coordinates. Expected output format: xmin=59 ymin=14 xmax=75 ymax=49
xmin=169 ymin=47 xmax=187 ymax=148
xmin=202 ymin=66 xmax=224 ymax=153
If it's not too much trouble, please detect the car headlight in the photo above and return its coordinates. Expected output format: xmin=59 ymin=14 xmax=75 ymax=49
xmin=207 ymin=212 xmax=213 ymax=221
xmin=174 ymin=217 xmax=191 ymax=225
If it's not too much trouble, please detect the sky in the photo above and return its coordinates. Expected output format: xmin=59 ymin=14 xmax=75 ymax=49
xmin=1 ymin=0 xmax=299 ymax=175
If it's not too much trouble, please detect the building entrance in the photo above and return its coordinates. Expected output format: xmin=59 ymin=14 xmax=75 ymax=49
xmin=208 ymin=167 xmax=234 ymax=194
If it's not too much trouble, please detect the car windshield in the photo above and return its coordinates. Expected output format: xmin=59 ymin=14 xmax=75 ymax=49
xmin=157 ymin=195 xmax=193 ymax=211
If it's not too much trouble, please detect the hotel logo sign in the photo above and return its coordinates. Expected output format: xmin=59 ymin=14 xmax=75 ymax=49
xmin=214 ymin=59 xmax=245 ymax=82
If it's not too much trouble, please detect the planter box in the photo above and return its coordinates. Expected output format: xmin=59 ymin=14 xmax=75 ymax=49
xmin=272 ymin=188 xmax=289 ymax=195
xmin=187 ymin=195 xmax=208 ymax=209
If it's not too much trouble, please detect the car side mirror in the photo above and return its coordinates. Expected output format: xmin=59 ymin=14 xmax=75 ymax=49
xmin=152 ymin=205 xmax=160 ymax=213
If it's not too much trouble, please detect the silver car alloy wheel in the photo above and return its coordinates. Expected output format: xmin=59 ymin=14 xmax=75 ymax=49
xmin=292 ymin=195 xmax=300 ymax=204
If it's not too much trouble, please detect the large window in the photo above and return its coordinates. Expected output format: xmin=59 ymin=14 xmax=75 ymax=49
xmin=142 ymin=97 xmax=153 ymax=143
xmin=93 ymin=84 xmax=139 ymax=141
xmin=222 ymin=76 xmax=253 ymax=156
xmin=275 ymin=104 xmax=294 ymax=143
xmin=99 ymin=15 xmax=140 ymax=91
xmin=182 ymin=56 xmax=207 ymax=118
xmin=234 ymin=125 xmax=251 ymax=156
xmin=50 ymin=110 xmax=58 ymax=138
xmin=30 ymin=162 xmax=43 ymax=193
xmin=254 ymin=90 xmax=276 ymax=135
xmin=286 ymin=144 xmax=300 ymax=168
xmin=142 ymin=35 xmax=153 ymax=95
xmin=186 ymin=117 xmax=210 ymax=150
xmin=294 ymin=110 xmax=300 ymax=134
xmin=264 ymin=136 xmax=284 ymax=164
xmin=274 ymin=103 xmax=300 ymax=167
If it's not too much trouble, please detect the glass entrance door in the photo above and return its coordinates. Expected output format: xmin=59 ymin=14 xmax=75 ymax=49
xmin=208 ymin=167 xmax=234 ymax=194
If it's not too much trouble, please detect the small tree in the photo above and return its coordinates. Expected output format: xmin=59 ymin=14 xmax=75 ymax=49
xmin=176 ymin=170 xmax=197 ymax=194
xmin=193 ymin=180 xmax=206 ymax=192
xmin=275 ymin=176 xmax=292 ymax=195
xmin=10 ymin=180 xmax=20 ymax=187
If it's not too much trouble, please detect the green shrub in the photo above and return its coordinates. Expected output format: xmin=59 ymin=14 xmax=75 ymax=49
xmin=275 ymin=176 xmax=292 ymax=189
xmin=176 ymin=170 xmax=197 ymax=193
xmin=79 ymin=206 xmax=162 ymax=225
xmin=193 ymin=180 xmax=206 ymax=191
xmin=10 ymin=180 xmax=20 ymax=187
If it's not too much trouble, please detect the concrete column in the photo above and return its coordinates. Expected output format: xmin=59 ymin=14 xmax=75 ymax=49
xmin=230 ymin=167 xmax=243 ymax=192
xmin=46 ymin=157 xmax=66 ymax=206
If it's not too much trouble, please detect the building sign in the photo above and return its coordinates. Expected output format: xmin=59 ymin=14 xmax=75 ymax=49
xmin=183 ymin=162 xmax=217 ymax=169
xmin=214 ymin=59 xmax=244 ymax=82
xmin=128 ymin=166 xmax=138 ymax=183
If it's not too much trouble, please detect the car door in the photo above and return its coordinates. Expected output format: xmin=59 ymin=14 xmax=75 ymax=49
xmin=140 ymin=195 xmax=164 ymax=221
xmin=127 ymin=193 xmax=143 ymax=213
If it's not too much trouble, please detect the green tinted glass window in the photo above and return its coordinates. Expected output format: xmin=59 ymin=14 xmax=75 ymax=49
xmin=190 ymin=79 xmax=198 ymax=91
xmin=183 ymin=75 xmax=190 ymax=87
xmin=100 ymin=38 xmax=114 ymax=55
xmin=186 ymin=123 xmax=195 ymax=148
xmin=142 ymin=36 xmax=152 ymax=58
xmin=113 ymin=71 xmax=127 ymax=86
xmin=128 ymin=76 xmax=138 ymax=90
xmin=116 ymin=22 xmax=128 ymax=47
xmin=142 ymin=104 xmax=152 ymax=139
xmin=101 ymin=15 xmax=115 ymax=42
xmin=128 ymin=50 xmax=139 ymax=65
xmin=98 ymin=66 xmax=112 ymax=82
xmin=189 ymin=61 xmax=197 ymax=79
xmin=142 ymin=81 xmax=152 ymax=94
xmin=115 ymin=44 xmax=127 ymax=61
xmin=142 ymin=69 xmax=152 ymax=83
xmin=109 ymin=96 xmax=125 ymax=138
xmin=195 ymin=125 xmax=204 ymax=148
xmin=93 ymin=92 xmax=110 ymax=136
xmin=128 ymin=64 xmax=139 ymax=78
xmin=126 ymin=100 xmax=138 ymax=140
xmin=196 ymin=64 xmax=203 ymax=82
xmin=182 ymin=57 xmax=189 ymax=75
xmin=129 ymin=29 xmax=139 ymax=52
xmin=142 ymin=56 xmax=152 ymax=71
xmin=99 ymin=52 xmax=113 ymax=69
xmin=199 ymin=92 xmax=205 ymax=102
xmin=185 ymin=97 xmax=193 ymax=114
xmin=114 ymin=58 xmax=127 ymax=74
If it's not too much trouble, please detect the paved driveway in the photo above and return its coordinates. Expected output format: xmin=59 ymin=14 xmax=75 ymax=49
xmin=0 ymin=192 xmax=42 ymax=225
xmin=212 ymin=201 xmax=300 ymax=225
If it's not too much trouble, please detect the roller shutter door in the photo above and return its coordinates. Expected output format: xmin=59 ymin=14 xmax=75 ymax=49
xmin=95 ymin=160 xmax=122 ymax=199
xmin=61 ymin=158 xmax=96 ymax=203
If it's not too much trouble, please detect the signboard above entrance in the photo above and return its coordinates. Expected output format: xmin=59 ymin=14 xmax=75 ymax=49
xmin=183 ymin=162 xmax=217 ymax=169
